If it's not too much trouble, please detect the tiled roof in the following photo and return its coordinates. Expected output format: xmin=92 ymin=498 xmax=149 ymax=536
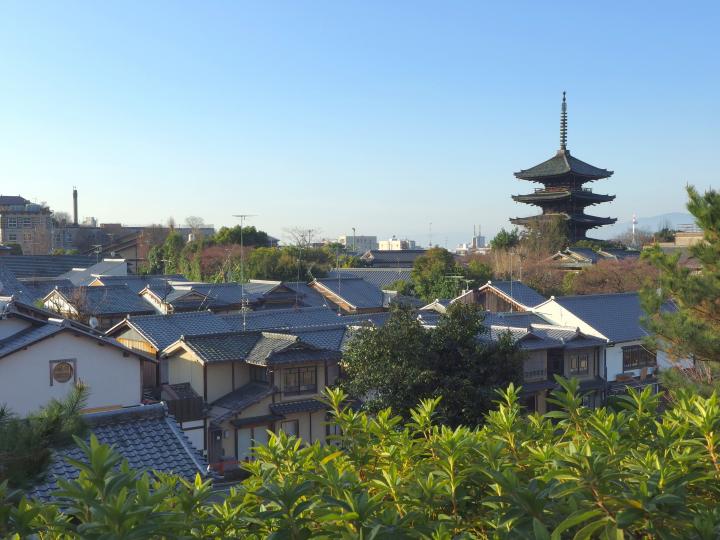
xmin=222 ymin=306 xmax=342 ymax=332
xmin=600 ymin=249 xmax=641 ymax=261
xmin=0 ymin=263 xmax=35 ymax=303
xmin=266 ymin=346 xmax=340 ymax=366
xmin=0 ymin=255 xmax=98 ymax=279
xmin=244 ymin=333 xmax=298 ymax=365
xmin=341 ymin=311 xmax=393 ymax=327
xmin=277 ymin=325 xmax=347 ymax=351
xmin=327 ymin=268 xmax=413 ymax=289
xmin=151 ymin=282 xmax=280 ymax=311
xmin=0 ymin=323 xmax=63 ymax=358
xmin=514 ymin=149 xmax=613 ymax=181
xmin=59 ymin=259 xmax=128 ymax=286
xmin=177 ymin=330 xmax=337 ymax=367
xmin=0 ymin=317 xmax=155 ymax=361
xmin=482 ymin=323 xmax=606 ymax=351
xmin=210 ymin=382 xmax=274 ymax=421
xmin=270 ymin=399 xmax=327 ymax=415
xmin=553 ymin=292 xmax=650 ymax=343
xmin=116 ymin=311 xmax=233 ymax=351
xmin=360 ymin=250 xmax=426 ymax=267
xmin=566 ymin=248 xmax=600 ymax=263
xmin=481 ymin=281 xmax=547 ymax=308
xmin=280 ymin=282 xmax=329 ymax=308
xmin=313 ymin=277 xmax=385 ymax=309
xmin=181 ymin=332 xmax=265 ymax=363
xmin=92 ymin=274 xmax=188 ymax=293
xmin=51 ymin=285 xmax=156 ymax=316
xmin=28 ymin=403 xmax=209 ymax=501
xmin=19 ymin=278 xmax=74 ymax=302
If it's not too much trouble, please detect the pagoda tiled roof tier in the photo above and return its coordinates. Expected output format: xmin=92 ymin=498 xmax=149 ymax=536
xmin=514 ymin=149 xmax=613 ymax=182
xmin=512 ymin=188 xmax=615 ymax=205
xmin=510 ymin=213 xmax=617 ymax=228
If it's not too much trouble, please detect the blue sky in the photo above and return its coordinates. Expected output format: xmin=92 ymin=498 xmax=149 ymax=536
xmin=1 ymin=1 xmax=718 ymax=246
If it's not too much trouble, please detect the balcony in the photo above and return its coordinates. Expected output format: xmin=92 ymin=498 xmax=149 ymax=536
xmin=523 ymin=368 xmax=547 ymax=382
xmin=161 ymin=383 xmax=206 ymax=423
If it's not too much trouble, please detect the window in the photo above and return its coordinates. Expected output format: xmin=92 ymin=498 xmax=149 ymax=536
xmin=250 ymin=366 xmax=269 ymax=383
xmin=7 ymin=233 xmax=16 ymax=242
xmin=22 ymin=217 xmax=32 ymax=228
xmin=280 ymin=420 xmax=299 ymax=437
xmin=23 ymin=232 xmax=33 ymax=241
xmin=6 ymin=217 xmax=17 ymax=228
xmin=623 ymin=345 xmax=656 ymax=372
xmin=283 ymin=366 xmax=316 ymax=395
xmin=569 ymin=353 xmax=589 ymax=375
xmin=49 ymin=359 xmax=76 ymax=386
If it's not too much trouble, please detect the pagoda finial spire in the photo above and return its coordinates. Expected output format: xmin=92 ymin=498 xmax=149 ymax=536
xmin=560 ymin=91 xmax=568 ymax=151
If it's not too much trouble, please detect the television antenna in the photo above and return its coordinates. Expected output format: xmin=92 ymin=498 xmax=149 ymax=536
xmin=232 ymin=214 xmax=257 ymax=331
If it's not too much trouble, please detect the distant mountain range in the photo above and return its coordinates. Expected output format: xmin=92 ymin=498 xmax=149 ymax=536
xmin=595 ymin=212 xmax=695 ymax=240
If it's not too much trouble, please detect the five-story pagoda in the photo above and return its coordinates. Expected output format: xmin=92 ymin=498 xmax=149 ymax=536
xmin=511 ymin=93 xmax=616 ymax=242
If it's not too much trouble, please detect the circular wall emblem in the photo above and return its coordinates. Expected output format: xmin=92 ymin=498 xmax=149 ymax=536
xmin=53 ymin=361 xmax=74 ymax=383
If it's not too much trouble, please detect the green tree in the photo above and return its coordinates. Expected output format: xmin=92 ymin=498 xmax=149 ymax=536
xmin=341 ymin=303 xmax=523 ymax=426
xmin=0 ymin=385 xmax=88 ymax=488
xmin=490 ymin=227 xmax=520 ymax=251
xmin=214 ymin=225 xmax=269 ymax=247
xmin=7 ymin=383 xmax=720 ymax=538
xmin=641 ymin=186 xmax=720 ymax=364
xmin=411 ymin=247 xmax=462 ymax=302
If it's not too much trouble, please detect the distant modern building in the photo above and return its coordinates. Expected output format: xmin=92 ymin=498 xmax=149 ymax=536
xmin=378 ymin=236 xmax=416 ymax=250
xmin=511 ymin=93 xmax=616 ymax=243
xmin=338 ymin=235 xmax=378 ymax=254
xmin=0 ymin=195 xmax=53 ymax=255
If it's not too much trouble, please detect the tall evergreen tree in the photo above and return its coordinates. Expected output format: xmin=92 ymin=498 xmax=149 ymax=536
xmin=0 ymin=384 xmax=88 ymax=488
xmin=641 ymin=186 xmax=720 ymax=363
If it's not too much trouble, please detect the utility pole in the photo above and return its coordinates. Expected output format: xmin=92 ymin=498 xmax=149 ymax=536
xmin=232 ymin=214 xmax=257 ymax=331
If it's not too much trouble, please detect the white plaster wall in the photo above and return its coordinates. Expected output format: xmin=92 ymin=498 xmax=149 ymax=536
xmin=0 ymin=331 xmax=141 ymax=416
xmin=533 ymin=301 xmax=605 ymax=339
xmin=0 ymin=318 xmax=31 ymax=340
xmin=167 ymin=350 xmax=204 ymax=398
xmin=182 ymin=420 xmax=205 ymax=451
xmin=206 ymin=363 xmax=233 ymax=403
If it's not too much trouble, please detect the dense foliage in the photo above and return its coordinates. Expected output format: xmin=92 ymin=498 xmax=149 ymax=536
xmin=641 ymin=185 xmax=720 ymax=364
xmin=566 ymin=258 xmax=658 ymax=295
xmin=0 ymin=385 xmax=87 ymax=488
xmin=6 ymin=383 xmax=720 ymax=538
xmin=489 ymin=228 xmax=520 ymax=251
xmin=341 ymin=303 xmax=523 ymax=425
xmin=142 ymin=225 xmax=338 ymax=282
xmin=400 ymin=248 xmax=492 ymax=302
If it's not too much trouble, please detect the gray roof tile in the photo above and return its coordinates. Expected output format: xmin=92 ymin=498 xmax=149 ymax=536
xmin=51 ymin=285 xmax=156 ymax=316
xmin=222 ymin=306 xmax=342 ymax=331
xmin=327 ymin=268 xmax=413 ymax=289
xmin=553 ymin=292 xmax=650 ymax=343
xmin=482 ymin=281 xmax=547 ymax=308
xmin=119 ymin=311 xmax=233 ymax=350
xmin=28 ymin=403 xmax=209 ymax=501
xmin=313 ymin=277 xmax=385 ymax=309
xmin=270 ymin=399 xmax=327 ymax=415
xmin=0 ymin=255 xmax=99 ymax=279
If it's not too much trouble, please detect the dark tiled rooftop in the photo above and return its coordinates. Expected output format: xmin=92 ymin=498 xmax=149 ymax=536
xmin=51 ymin=285 xmax=156 ymax=316
xmin=313 ymin=277 xmax=385 ymax=309
xmin=28 ymin=403 xmax=209 ymax=501
xmin=118 ymin=311 xmax=233 ymax=350
xmin=482 ymin=281 xmax=547 ymax=308
xmin=327 ymin=268 xmax=413 ymax=289
xmin=0 ymin=255 xmax=98 ymax=279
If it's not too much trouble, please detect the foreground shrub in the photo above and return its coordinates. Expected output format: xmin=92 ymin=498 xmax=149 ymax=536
xmin=3 ymin=380 xmax=720 ymax=538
